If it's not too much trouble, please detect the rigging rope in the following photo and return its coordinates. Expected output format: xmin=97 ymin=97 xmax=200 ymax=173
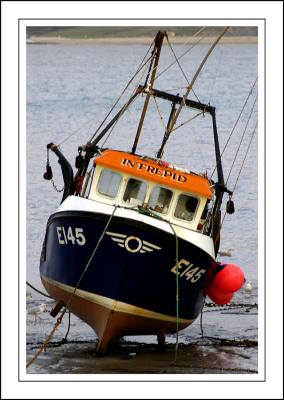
xmin=157 ymin=27 xmax=230 ymax=161
xmin=153 ymin=96 xmax=167 ymax=129
xmin=170 ymin=109 xmax=205 ymax=133
xmin=101 ymin=27 xmax=214 ymax=147
xmin=88 ymin=43 xmax=155 ymax=144
xmin=100 ymin=47 xmax=155 ymax=148
xmin=162 ymin=85 xmax=187 ymax=92
xmin=210 ymin=76 xmax=258 ymax=179
xmin=58 ymin=28 xmax=226 ymax=150
xmin=208 ymin=45 xmax=224 ymax=102
xmin=58 ymin=112 xmax=104 ymax=147
xmin=57 ymin=28 xmax=229 ymax=151
xmin=57 ymin=40 xmax=155 ymax=147
xmin=231 ymin=120 xmax=258 ymax=194
xmin=220 ymin=120 xmax=258 ymax=230
xmin=225 ymin=94 xmax=258 ymax=186
xmin=165 ymin=34 xmax=201 ymax=104
xmin=155 ymin=26 xmax=208 ymax=81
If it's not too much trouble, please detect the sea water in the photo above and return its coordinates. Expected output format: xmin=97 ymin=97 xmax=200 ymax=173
xmin=26 ymin=42 xmax=258 ymax=373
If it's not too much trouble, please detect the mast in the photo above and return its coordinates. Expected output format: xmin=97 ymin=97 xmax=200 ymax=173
xmin=156 ymin=26 xmax=230 ymax=160
xmin=131 ymin=31 xmax=165 ymax=154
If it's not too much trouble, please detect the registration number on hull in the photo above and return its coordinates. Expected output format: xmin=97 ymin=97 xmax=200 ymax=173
xmin=171 ymin=258 xmax=206 ymax=283
xmin=56 ymin=226 xmax=86 ymax=246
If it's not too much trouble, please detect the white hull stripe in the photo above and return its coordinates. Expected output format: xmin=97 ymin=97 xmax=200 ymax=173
xmin=56 ymin=196 xmax=215 ymax=258
xmin=43 ymin=275 xmax=192 ymax=324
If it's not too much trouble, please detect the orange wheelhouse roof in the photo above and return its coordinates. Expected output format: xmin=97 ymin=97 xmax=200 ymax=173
xmin=95 ymin=150 xmax=213 ymax=198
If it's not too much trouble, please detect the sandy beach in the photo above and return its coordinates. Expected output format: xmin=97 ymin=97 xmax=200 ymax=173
xmin=27 ymin=35 xmax=258 ymax=45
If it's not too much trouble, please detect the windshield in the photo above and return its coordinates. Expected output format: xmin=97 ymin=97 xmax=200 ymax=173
xmin=123 ymin=178 xmax=147 ymax=207
xmin=174 ymin=194 xmax=198 ymax=221
xmin=148 ymin=186 xmax=173 ymax=214
xmin=97 ymin=169 xmax=122 ymax=198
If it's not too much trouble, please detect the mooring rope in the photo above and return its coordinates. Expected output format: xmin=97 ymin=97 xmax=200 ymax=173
xmin=66 ymin=205 xmax=119 ymax=310
xmin=200 ymin=307 xmax=204 ymax=337
xmin=26 ymin=281 xmax=52 ymax=299
xmin=26 ymin=205 xmax=118 ymax=369
xmin=29 ymin=204 xmax=253 ymax=365
xmin=63 ymin=309 xmax=71 ymax=342
xmin=26 ymin=308 xmax=66 ymax=369
xmin=167 ymin=221 xmax=180 ymax=362
xmin=130 ymin=206 xmax=181 ymax=360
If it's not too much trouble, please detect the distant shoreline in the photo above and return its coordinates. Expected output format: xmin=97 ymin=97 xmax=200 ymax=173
xmin=27 ymin=35 xmax=258 ymax=45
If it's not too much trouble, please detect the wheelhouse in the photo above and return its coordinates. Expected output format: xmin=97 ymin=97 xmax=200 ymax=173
xmin=86 ymin=150 xmax=213 ymax=232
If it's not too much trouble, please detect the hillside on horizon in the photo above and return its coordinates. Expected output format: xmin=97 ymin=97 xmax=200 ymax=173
xmin=26 ymin=26 xmax=258 ymax=38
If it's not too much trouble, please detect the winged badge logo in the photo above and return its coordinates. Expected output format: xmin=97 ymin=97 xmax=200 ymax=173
xmin=106 ymin=231 xmax=162 ymax=254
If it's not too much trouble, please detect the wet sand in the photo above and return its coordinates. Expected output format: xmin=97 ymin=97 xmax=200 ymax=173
xmin=27 ymin=340 xmax=257 ymax=375
xmin=26 ymin=36 xmax=258 ymax=45
xmin=26 ymin=299 xmax=258 ymax=375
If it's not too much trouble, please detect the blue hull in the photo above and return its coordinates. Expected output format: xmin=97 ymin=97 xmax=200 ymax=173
xmin=40 ymin=210 xmax=216 ymax=321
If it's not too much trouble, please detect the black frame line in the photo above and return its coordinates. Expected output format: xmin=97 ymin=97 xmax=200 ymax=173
xmin=20 ymin=17 xmax=264 ymax=383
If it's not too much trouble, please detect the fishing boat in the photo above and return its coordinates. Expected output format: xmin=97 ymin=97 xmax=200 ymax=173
xmin=39 ymin=29 xmax=246 ymax=355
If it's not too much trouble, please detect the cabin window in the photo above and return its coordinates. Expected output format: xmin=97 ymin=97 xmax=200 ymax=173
xmin=174 ymin=194 xmax=198 ymax=222
xmin=197 ymin=200 xmax=211 ymax=231
xmin=148 ymin=186 xmax=173 ymax=214
xmin=123 ymin=178 xmax=147 ymax=207
xmin=97 ymin=169 xmax=122 ymax=198
xmin=201 ymin=200 xmax=210 ymax=220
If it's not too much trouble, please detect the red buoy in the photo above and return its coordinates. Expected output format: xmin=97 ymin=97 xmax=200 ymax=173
xmin=206 ymin=286 xmax=234 ymax=305
xmin=211 ymin=264 xmax=244 ymax=294
xmin=206 ymin=263 xmax=245 ymax=304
